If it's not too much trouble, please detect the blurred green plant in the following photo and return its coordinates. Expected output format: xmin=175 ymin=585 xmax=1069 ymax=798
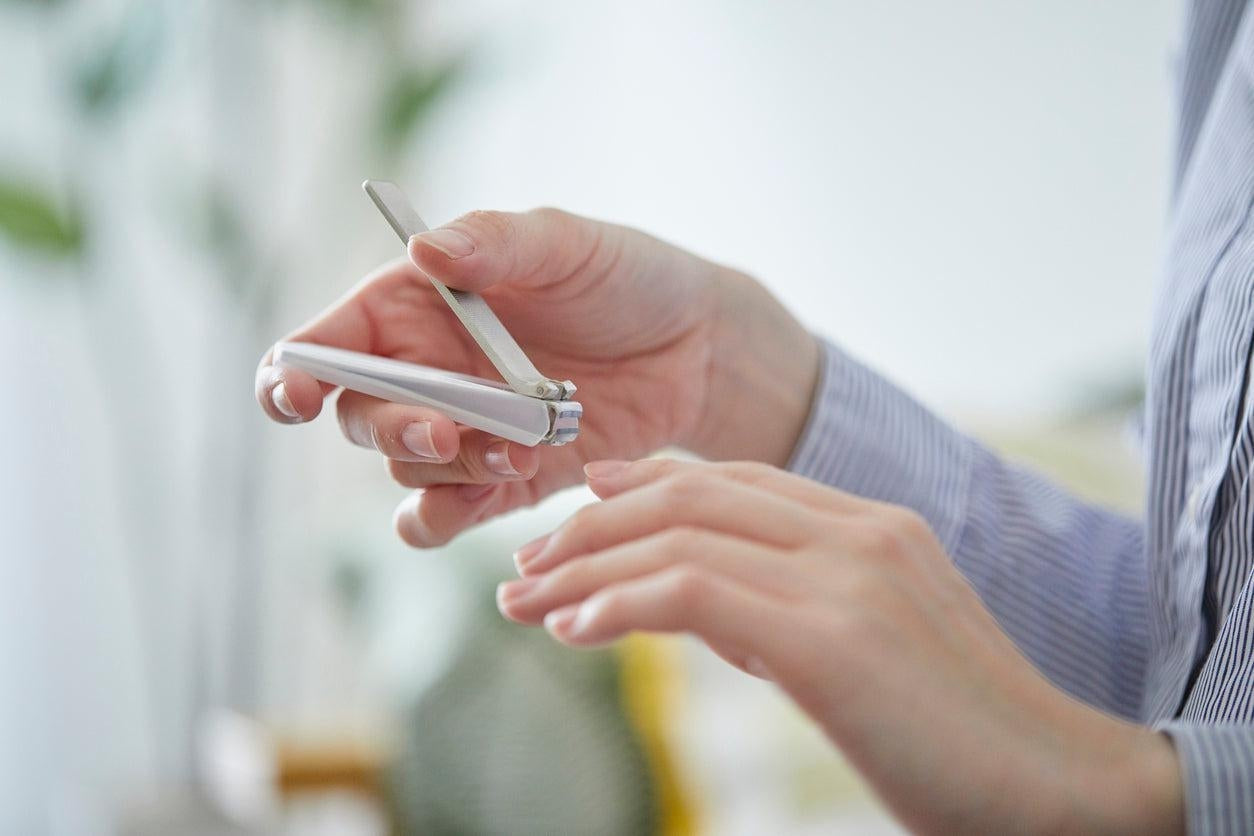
xmin=301 ymin=0 xmax=400 ymax=20
xmin=388 ymin=602 xmax=657 ymax=836
xmin=72 ymin=1 xmax=165 ymax=119
xmin=0 ymin=179 xmax=84 ymax=259
xmin=378 ymin=58 xmax=465 ymax=154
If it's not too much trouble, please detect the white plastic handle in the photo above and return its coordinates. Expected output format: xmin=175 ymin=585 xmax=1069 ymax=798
xmin=273 ymin=341 xmax=565 ymax=446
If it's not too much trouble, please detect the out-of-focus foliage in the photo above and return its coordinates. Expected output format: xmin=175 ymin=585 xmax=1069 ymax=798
xmin=72 ymin=2 xmax=165 ymax=119
xmin=378 ymin=59 xmax=465 ymax=153
xmin=300 ymin=0 xmax=400 ymax=21
xmin=182 ymin=179 xmax=259 ymax=300
xmin=260 ymin=0 xmax=402 ymax=23
xmin=388 ymin=598 xmax=656 ymax=836
xmin=0 ymin=179 xmax=84 ymax=259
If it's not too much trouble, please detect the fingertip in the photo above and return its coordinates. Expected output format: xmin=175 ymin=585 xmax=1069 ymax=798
xmin=394 ymin=483 xmax=507 ymax=549
xmin=399 ymin=413 xmax=460 ymax=462
xmin=393 ymin=493 xmax=436 ymax=548
xmin=408 ymin=230 xmax=480 ymax=287
xmin=496 ymin=577 xmax=539 ymax=623
xmin=258 ymin=366 xmax=323 ymax=423
xmin=278 ymin=370 xmax=325 ymax=422
xmin=407 ymin=234 xmax=435 ymax=268
xmin=271 ymin=382 xmax=299 ymax=418
xmin=513 ymin=533 xmax=551 ymax=575
xmin=584 ymin=460 xmax=630 ymax=479
xmin=583 ymin=460 xmax=633 ymax=499
xmin=511 ymin=443 xmax=542 ymax=478
xmin=543 ymin=604 xmax=582 ymax=641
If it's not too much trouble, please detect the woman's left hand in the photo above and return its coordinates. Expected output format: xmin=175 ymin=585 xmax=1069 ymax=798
xmin=497 ymin=459 xmax=1184 ymax=835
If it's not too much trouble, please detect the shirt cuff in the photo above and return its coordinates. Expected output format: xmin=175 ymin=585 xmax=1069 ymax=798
xmin=1159 ymin=721 xmax=1254 ymax=835
xmin=785 ymin=338 xmax=974 ymax=553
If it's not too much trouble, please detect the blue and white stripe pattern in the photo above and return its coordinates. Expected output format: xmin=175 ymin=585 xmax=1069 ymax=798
xmin=788 ymin=2 xmax=1254 ymax=831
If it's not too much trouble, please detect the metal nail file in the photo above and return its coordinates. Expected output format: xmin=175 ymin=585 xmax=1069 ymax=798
xmin=272 ymin=181 xmax=582 ymax=447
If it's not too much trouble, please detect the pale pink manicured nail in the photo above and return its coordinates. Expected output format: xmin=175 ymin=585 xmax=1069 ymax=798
xmin=544 ymin=605 xmax=580 ymax=637
xmin=401 ymin=421 xmax=440 ymax=459
xmin=413 ymin=228 xmax=475 ymax=259
xmin=271 ymin=382 xmax=299 ymax=419
xmin=458 ymin=483 xmax=496 ymax=502
xmin=513 ymin=533 xmax=551 ymax=571
xmin=496 ymin=577 xmax=538 ymax=606
xmin=584 ymin=460 xmax=629 ymax=480
xmin=485 ymin=441 xmax=520 ymax=476
xmin=745 ymin=656 xmax=773 ymax=681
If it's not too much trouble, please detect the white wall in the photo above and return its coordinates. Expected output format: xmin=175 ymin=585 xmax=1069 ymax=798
xmin=420 ymin=0 xmax=1178 ymax=421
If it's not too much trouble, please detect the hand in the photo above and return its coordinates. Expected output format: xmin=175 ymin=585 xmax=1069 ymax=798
xmin=255 ymin=210 xmax=818 ymax=546
xmin=497 ymin=459 xmax=1185 ymax=835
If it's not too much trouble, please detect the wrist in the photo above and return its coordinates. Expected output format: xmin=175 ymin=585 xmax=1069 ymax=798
xmin=1058 ymin=713 xmax=1185 ymax=835
xmin=680 ymin=268 xmax=819 ymax=466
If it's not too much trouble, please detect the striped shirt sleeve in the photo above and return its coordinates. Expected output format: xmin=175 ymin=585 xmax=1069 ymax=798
xmin=1159 ymin=722 xmax=1254 ymax=836
xmin=788 ymin=339 xmax=1152 ymax=719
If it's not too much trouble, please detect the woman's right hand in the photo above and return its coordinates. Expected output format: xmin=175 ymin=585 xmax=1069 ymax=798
xmin=255 ymin=208 xmax=819 ymax=547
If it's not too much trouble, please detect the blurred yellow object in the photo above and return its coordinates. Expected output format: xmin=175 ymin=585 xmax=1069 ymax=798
xmin=273 ymin=737 xmax=386 ymax=798
xmin=617 ymin=635 xmax=700 ymax=836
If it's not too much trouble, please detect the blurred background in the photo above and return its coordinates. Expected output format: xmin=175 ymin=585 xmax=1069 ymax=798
xmin=1 ymin=0 xmax=1178 ymax=833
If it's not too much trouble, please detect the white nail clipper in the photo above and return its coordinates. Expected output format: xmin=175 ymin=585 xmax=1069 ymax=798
xmin=273 ymin=180 xmax=582 ymax=447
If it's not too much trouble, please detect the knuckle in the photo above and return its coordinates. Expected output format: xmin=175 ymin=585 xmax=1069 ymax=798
xmin=860 ymin=516 xmax=913 ymax=561
xmin=659 ymin=472 xmax=703 ymax=504
xmin=660 ymin=564 xmax=709 ymax=609
xmin=528 ymin=206 xmax=573 ymax=228
xmin=387 ymin=458 xmax=420 ymax=488
xmin=895 ymin=508 xmax=934 ymax=543
xmin=657 ymin=525 xmax=703 ymax=557
xmin=549 ymin=556 xmax=592 ymax=589
xmin=369 ymin=422 xmax=398 ymax=455
xmin=450 ymin=446 xmax=496 ymax=483
xmin=560 ymin=505 xmax=600 ymax=544
xmin=587 ymin=588 xmax=624 ymax=625
xmin=724 ymin=460 xmax=775 ymax=485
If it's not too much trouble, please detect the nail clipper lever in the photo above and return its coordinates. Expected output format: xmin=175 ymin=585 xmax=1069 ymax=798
xmin=273 ymin=181 xmax=582 ymax=447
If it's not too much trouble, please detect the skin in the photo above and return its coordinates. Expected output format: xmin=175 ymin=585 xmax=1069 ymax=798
xmin=256 ymin=208 xmax=1184 ymax=833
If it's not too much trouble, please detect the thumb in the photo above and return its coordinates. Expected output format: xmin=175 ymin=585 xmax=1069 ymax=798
xmin=407 ymin=207 xmax=607 ymax=293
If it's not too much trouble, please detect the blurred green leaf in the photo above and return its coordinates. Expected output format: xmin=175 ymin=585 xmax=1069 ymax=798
xmin=263 ymin=0 xmax=401 ymax=24
xmin=331 ymin=553 xmax=370 ymax=620
xmin=0 ymin=179 xmax=84 ymax=258
xmin=313 ymin=0 xmax=397 ymax=19
xmin=183 ymin=179 xmax=255 ymax=298
xmin=377 ymin=58 xmax=464 ymax=152
xmin=72 ymin=2 xmax=163 ymax=118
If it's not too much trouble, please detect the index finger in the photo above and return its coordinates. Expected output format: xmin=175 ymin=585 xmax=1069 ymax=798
xmin=255 ymin=256 xmax=417 ymax=424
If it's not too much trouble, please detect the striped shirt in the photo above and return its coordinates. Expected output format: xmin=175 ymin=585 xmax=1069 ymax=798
xmin=788 ymin=2 xmax=1254 ymax=832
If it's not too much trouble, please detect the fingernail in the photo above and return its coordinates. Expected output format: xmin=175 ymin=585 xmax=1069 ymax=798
xmin=584 ymin=460 xmax=629 ymax=480
xmin=544 ymin=604 xmax=580 ymax=637
xmin=485 ymin=441 xmax=520 ymax=476
xmin=401 ymin=421 xmax=441 ymax=460
xmin=496 ymin=577 xmax=538 ymax=606
xmin=271 ymin=382 xmax=300 ymax=419
xmin=412 ymin=228 xmax=475 ymax=259
xmin=745 ymin=656 xmax=772 ymax=681
xmin=513 ymin=533 xmax=551 ymax=571
xmin=458 ymin=482 xmax=496 ymax=502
